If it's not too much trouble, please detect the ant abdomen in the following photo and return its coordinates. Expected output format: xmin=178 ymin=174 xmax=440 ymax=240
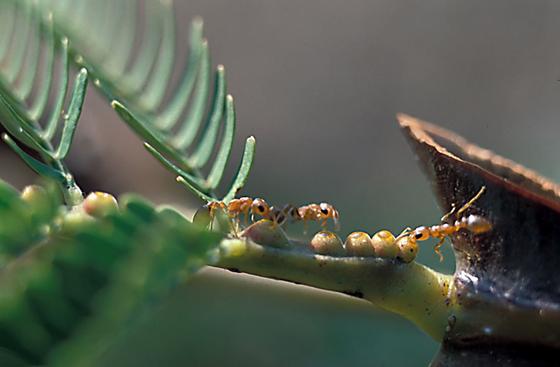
xmin=459 ymin=214 xmax=492 ymax=234
xmin=282 ymin=204 xmax=301 ymax=222
xmin=251 ymin=198 xmax=271 ymax=219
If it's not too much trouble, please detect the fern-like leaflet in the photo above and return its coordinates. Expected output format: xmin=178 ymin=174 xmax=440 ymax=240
xmin=0 ymin=178 xmax=220 ymax=365
xmin=0 ymin=0 xmax=87 ymax=205
xmin=29 ymin=0 xmax=257 ymax=204
xmin=0 ymin=1 xmax=238 ymax=364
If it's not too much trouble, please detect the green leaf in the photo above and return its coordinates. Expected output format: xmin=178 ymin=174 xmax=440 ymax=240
xmin=17 ymin=8 xmax=40 ymax=101
xmin=2 ymin=134 xmax=66 ymax=183
xmin=0 ymin=187 xmax=222 ymax=365
xmin=0 ymin=92 xmax=46 ymax=149
xmin=105 ymin=0 xmax=136 ymax=76
xmin=189 ymin=65 xmax=226 ymax=168
xmin=171 ymin=40 xmax=210 ymax=150
xmin=43 ymin=37 xmax=69 ymax=141
xmin=30 ymin=15 xmax=55 ymax=120
xmin=120 ymin=1 xmax=160 ymax=95
xmin=137 ymin=0 xmax=175 ymax=112
xmin=0 ymin=179 xmax=61 ymax=264
xmin=0 ymin=2 xmax=15 ymax=61
xmin=156 ymin=17 xmax=204 ymax=131
xmin=223 ymin=136 xmax=257 ymax=203
xmin=111 ymin=100 xmax=193 ymax=171
xmin=176 ymin=176 xmax=215 ymax=203
xmin=4 ymin=2 xmax=32 ymax=85
xmin=0 ymin=2 xmax=82 ymax=205
xmin=20 ymin=1 xmax=257 ymax=204
xmin=143 ymin=142 xmax=206 ymax=190
xmin=54 ymin=68 xmax=88 ymax=159
xmin=206 ymin=94 xmax=236 ymax=190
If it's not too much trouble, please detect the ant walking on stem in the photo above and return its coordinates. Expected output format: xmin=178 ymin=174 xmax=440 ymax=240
xmin=202 ymin=187 xmax=490 ymax=264
xmin=396 ymin=186 xmax=491 ymax=261
xmin=203 ymin=198 xmax=340 ymax=232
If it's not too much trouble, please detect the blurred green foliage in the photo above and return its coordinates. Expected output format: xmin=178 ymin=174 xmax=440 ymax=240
xmin=0 ymin=179 xmax=221 ymax=365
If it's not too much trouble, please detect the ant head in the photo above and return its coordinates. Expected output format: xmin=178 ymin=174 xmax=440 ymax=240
xmin=318 ymin=202 xmax=334 ymax=219
xmin=251 ymin=198 xmax=270 ymax=217
xmin=412 ymin=226 xmax=430 ymax=241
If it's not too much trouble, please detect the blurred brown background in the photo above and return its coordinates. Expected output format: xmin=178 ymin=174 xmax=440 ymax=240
xmin=3 ymin=0 xmax=560 ymax=365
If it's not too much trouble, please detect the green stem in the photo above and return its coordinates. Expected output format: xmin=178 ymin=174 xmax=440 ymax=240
xmin=38 ymin=141 xmax=83 ymax=206
xmin=215 ymin=239 xmax=452 ymax=341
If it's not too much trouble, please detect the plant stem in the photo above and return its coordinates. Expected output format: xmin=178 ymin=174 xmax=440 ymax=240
xmin=215 ymin=239 xmax=453 ymax=341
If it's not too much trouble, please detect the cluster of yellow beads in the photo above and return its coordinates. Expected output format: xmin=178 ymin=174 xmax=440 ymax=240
xmin=310 ymin=229 xmax=418 ymax=263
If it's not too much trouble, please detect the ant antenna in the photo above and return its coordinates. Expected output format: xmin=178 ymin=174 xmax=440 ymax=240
xmin=440 ymin=203 xmax=456 ymax=222
xmin=456 ymin=186 xmax=486 ymax=218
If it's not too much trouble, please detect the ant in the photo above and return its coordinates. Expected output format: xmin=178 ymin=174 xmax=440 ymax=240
xmin=395 ymin=186 xmax=491 ymax=261
xmin=207 ymin=197 xmax=286 ymax=230
xmin=296 ymin=203 xmax=340 ymax=232
xmin=206 ymin=198 xmax=340 ymax=231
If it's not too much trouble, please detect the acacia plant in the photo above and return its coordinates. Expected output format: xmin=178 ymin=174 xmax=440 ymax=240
xmin=0 ymin=1 xmax=558 ymax=366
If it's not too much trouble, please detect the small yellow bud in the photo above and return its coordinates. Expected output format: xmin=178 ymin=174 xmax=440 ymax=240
xmin=241 ymin=219 xmax=290 ymax=248
xmin=344 ymin=232 xmax=375 ymax=256
xmin=396 ymin=236 xmax=418 ymax=263
xmin=310 ymin=231 xmax=345 ymax=256
xmin=371 ymin=230 xmax=398 ymax=258
xmin=21 ymin=185 xmax=47 ymax=204
xmin=83 ymin=191 xmax=118 ymax=218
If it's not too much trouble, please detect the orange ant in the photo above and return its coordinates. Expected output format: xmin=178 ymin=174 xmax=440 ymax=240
xmin=297 ymin=202 xmax=340 ymax=232
xmin=207 ymin=197 xmax=270 ymax=223
xmin=396 ymin=186 xmax=491 ymax=261
xmin=225 ymin=197 xmax=253 ymax=223
xmin=212 ymin=197 xmax=285 ymax=227
xmin=205 ymin=198 xmax=340 ymax=233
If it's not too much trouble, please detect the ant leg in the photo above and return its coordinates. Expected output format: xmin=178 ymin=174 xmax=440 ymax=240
xmin=230 ymin=219 xmax=240 ymax=238
xmin=395 ymin=227 xmax=412 ymax=241
xmin=303 ymin=220 xmax=308 ymax=235
xmin=270 ymin=212 xmax=279 ymax=229
xmin=457 ymin=186 xmax=486 ymax=218
xmin=441 ymin=203 xmax=456 ymax=222
xmin=233 ymin=216 xmax=241 ymax=233
xmin=433 ymin=238 xmax=446 ymax=262
xmin=333 ymin=219 xmax=340 ymax=232
xmin=208 ymin=207 xmax=215 ymax=231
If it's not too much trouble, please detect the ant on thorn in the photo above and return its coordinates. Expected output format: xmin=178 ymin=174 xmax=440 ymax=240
xmin=396 ymin=186 xmax=491 ymax=261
